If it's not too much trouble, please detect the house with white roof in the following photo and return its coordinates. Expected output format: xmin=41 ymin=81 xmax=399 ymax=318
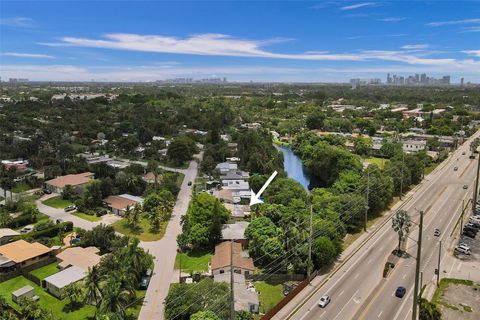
xmin=44 ymin=266 xmax=86 ymax=298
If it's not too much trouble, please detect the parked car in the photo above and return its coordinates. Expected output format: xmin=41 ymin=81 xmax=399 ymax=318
xmin=56 ymin=219 xmax=64 ymax=224
xmin=395 ymin=286 xmax=407 ymax=298
xmin=465 ymin=223 xmax=480 ymax=230
xmin=70 ymin=237 xmax=81 ymax=245
xmin=96 ymin=209 xmax=107 ymax=217
xmin=188 ymin=181 xmax=192 ymax=186
xmin=64 ymin=205 xmax=76 ymax=212
xmin=463 ymin=226 xmax=478 ymax=234
xmin=463 ymin=230 xmax=476 ymax=238
xmin=318 ymin=295 xmax=331 ymax=308
xmin=139 ymin=276 xmax=150 ymax=289
xmin=455 ymin=245 xmax=471 ymax=255
xmin=20 ymin=225 xmax=34 ymax=234
xmin=469 ymin=217 xmax=480 ymax=225
xmin=454 ymin=167 xmax=458 ymax=171
xmin=42 ymin=188 xmax=52 ymax=194
xmin=434 ymin=228 xmax=441 ymax=237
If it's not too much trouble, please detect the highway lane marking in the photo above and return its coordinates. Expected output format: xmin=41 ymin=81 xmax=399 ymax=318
xmin=402 ymin=273 xmax=406 ymax=279
xmin=286 ymin=135 xmax=479 ymax=320
xmin=391 ymin=187 xmax=470 ymax=320
xmin=378 ymin=310 xmax=383 ymax=318
xmin=354 ymin=273 xmax=360 ymax=279
xmin=332 ymin=290 xmax=359 ymax=320
xmin=338 ymin=290 xmax=344 ymax=297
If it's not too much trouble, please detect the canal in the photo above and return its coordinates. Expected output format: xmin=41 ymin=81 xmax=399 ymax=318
xmin=274 ymin=144 xmax=320 ymax=191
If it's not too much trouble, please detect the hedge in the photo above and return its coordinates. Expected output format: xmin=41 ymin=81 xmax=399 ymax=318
xmin=6 ymin=214 xmax=37 ymax=229
xmin=14 ymin=221 xmax=73 ymax=241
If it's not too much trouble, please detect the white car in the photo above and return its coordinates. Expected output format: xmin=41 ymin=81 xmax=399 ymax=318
xmin=455 ymin=245 xmax=471 ymax=255
xmin=318 ymin=294 xmax=331 ymax=308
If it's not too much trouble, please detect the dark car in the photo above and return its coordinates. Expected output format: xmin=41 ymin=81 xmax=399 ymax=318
xmin=395 ymin=286 xmax=407 ymax=298
xmin=70 ymin=237 xmax=81 ymax=245
xmin=96 ymin=209 xmax=107 ymax=217
xmin=188 ymin=181 xmax=192 ymax=186
xmin=463 ymin=226 xmax=478 ymax=234
xmin=43 ymin=188 xmax=52 ymax=195
xmin=64 ymin=205 xmax=76 ymax=212
xmin=465 ymin=223 xmax=480 ymax=230
xmin=139 ymin=276 xmax=150 ymax=289
xmin=463 ymin=230 xmax=476 ymax=238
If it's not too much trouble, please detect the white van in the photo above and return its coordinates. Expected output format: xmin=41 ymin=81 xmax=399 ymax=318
xmin=455 ymin=245 xmax=471 ymax=255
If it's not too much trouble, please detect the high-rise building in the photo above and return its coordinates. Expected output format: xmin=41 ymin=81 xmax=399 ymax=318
xmin=461 ymin=78 xmax=464 ymax=86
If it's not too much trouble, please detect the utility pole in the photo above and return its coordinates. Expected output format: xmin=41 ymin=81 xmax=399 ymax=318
xmin=419 ymin=271 xmax=423 ymax=295
xmin=473 ymin=153 xmax=480 ymax=214
xmin=412 ymin=210 xmax=423 ymax=320
xmin=436 ymin=241 xmax=442 ymax=286
xmin=364 ymin=169 xmax=370 ymax=232
xmin=308 ymin=203 xmax=313 ymax=282
xmin=230 ymin=239 xmax=235 ymax=320
xmin=177 ymin=248 xmax=182 ymax=283
xmin=400 ymin=152 xmax=405 ymax=200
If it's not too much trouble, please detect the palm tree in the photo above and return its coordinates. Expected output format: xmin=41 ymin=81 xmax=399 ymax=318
xmin=123 ymin=237 xmax=145 ymax=280
xmin=99 ymin=277 xmax=129 ymax=319
xmin=84 ymin=266 xmax=103 ymax=311
xmin=127 ymin=203 xmax=142 ymax=230
xmin=392 ymin=209 xmax=412 ymax=254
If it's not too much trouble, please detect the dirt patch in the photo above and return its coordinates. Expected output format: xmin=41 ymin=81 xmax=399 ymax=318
xmin=439 ymin=283 xmax=480 ymax=320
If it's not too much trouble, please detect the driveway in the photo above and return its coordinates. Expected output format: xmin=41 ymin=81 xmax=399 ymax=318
xmin=138 ymin=152 xmax=203 ymax=320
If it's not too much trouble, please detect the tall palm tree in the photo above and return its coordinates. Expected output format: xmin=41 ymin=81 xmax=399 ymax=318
xmin=123 ymin=237 xmax=145 ymax=280
xmin=84 ymin=266 xmax=103 ymax=311
xmin=99 ymin=277 xmax=129 ymax=319
xmin=392 ymin=209 xmax=412 ymax=253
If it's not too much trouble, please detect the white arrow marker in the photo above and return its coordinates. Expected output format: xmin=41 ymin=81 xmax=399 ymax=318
xmin=250 ymin=170 xmax=278 ymax=206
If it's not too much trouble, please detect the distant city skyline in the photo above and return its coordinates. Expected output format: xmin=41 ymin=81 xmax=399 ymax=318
xmin=1 ymin=1 xmax=479 ymax=82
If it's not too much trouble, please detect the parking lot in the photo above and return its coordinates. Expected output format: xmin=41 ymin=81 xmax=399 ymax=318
xmin=438 ymin=281 xmax=480 ymax=320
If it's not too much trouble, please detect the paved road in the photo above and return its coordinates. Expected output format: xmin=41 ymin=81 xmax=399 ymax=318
xmin=138 ymin=153 xmax=202 ymax=320
xmin=35 ymin=193 xmax=121 ymax=230
xmin=283 ymin=130 xmax=480 ymax=320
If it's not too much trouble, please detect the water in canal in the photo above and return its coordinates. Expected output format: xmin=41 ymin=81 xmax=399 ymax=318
xmin=274 ymin=144 xmax=320 ymax=191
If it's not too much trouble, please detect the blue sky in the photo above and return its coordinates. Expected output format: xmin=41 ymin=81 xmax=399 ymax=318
xmin=1 ymin=0 xmax=480 ymax=82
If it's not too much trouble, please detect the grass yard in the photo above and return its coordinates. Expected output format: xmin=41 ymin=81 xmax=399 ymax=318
xmin=29 ymin=262 xmax=59 ymax=280
xmin=364 ymin=157 xmax=388 ymax=169
xmin=71 ymin=211 xmax=101 ymax=222
xmin=425 ymin=162 xmax=439 ymax=175
xmin=160 ymin=159 xmax=190 ymax=169
xmin=12 ymin=183 xmax=32 ymax=193
xmin=255 ymin=281 xmax=284 ymax=313
xmin=126 ymin=290 xmax=147 ymax=319
xmin=0 ymin=276 xmax=95 ymax=320
xmin=112 ymin=216 xmax=167 ymax=241
xmin=42 ymin=196 xmax=73 ymax=209
xmin=174 ymin=249 xmax=212 ymax=273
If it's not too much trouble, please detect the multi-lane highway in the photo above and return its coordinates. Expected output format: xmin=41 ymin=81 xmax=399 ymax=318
xmin=284 ymin=131 xmax=480 ymax=320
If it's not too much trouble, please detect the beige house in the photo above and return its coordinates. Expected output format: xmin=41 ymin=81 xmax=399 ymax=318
xmin=56 ymin=246 xmax=101 ymax=271
xmin=210 ymin=241 xmax=254 ymax=276
xmin=0 ymin=240 xmax=53 ymax=268
xmin=103 ymin=194 xmax=144 ymax=216
xmin=45 ymin=172 xmax=94 ymax=195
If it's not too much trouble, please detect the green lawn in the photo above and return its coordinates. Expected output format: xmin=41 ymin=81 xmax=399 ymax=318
xmin=29 ymin=262 xmax=59 ymax=280
xmin=425 ymin=163 xmax=439 ymax=175
xmin=112 ymin=216 xmax=167 ymax=241
xmin=42 ymin=196 xmax=73 ymax=209
xmin=160 ymin=159 xmax=190 ymax=169
xmin=126 ymin=290 xmax=147 ymax=319
xmin=12 ymin=183 xmax=32 ymax=193
xmin=255 ymin=281 xmax=284 ymax=313
xmin=364 ymin=157 xmax=388 ymax=169
xmin=174 ymin=249 xmax=212 ymax=273
xmin=71 ymin=211 xmax=101 ymax=222
xmin=0 ymin=276 xmax=95 ymax=320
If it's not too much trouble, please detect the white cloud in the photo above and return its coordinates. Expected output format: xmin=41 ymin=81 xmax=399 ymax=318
xmin=3 ymin=52 xmax=55 ymax=59
xmin=401 ymin=44 xmax=429 ymax=50
xmin=0 ymin=17 xmax=34 ymax=27
xmin=378 ymin=17 xmax=407 ymax=22
xmin=40 ymin=32 xmax=460 ymax=67
xmin=460 ymin=26 xmax=480 ymax=33
xmin=340 ymin=2 xmax=376 ymax=11
xmin=427 ymin=18 xmax=480 ymax=27
xmin=41 ymin=33 xmax=366 ymax=61
xmin=463 ymin=50 xmax=480 ymax=57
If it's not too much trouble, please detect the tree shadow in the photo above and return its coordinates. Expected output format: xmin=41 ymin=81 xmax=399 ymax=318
xmin=62 ymin=301 xmax=83 ymax=313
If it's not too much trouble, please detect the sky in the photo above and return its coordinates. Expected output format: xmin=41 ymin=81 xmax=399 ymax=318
xmin=1 ymin=0 xmax=480 ymax=83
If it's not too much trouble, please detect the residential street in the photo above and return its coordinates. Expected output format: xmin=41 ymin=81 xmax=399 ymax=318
xmin=31 ymin=154 xmax=202 ymax=320
xmin=138 ymin=152 xmax=202 ymax=320
xmin=277 ymin=130 xmax=480 ymax=320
